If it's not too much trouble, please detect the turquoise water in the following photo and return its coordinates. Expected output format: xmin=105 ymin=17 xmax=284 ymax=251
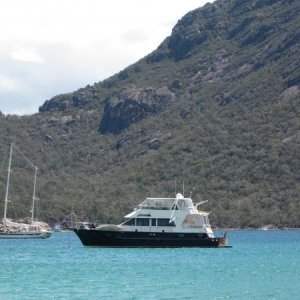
xmin=0 ymin=230 xmax=299 ymax=299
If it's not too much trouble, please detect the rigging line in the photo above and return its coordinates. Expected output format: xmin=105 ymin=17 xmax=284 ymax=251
xmin=13 ymin=144 xmax=36 ymax=170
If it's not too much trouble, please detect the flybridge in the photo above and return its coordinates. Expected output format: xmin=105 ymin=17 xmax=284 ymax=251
xmin=138 ymin=193 xmax=195 ymax=211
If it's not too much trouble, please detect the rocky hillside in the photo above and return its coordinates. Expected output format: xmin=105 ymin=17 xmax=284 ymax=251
xmin=0 ymin=0 xmax=299 ymax=227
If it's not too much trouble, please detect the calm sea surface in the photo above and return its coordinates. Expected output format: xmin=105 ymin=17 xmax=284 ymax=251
xmin=0 ymin=230 xmax=299 ymax=299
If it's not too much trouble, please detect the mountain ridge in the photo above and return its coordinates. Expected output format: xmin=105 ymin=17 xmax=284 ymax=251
xmin=0 ymin=0 xmax=299 ymax=227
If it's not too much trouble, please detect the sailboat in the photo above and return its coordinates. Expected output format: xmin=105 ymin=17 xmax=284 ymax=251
xmin=0 ymin=143 xmax=52 ymax=239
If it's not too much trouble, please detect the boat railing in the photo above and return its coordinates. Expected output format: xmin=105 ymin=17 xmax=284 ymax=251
xmin=138 ymin=205 xmax=170 ymax=210
xmin=182 ymin=223 xmax=211 ymax=229
xmin=182 ymin=224 xmax=204 ymax=229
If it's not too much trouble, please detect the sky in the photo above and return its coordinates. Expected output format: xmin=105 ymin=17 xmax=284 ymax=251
xmin=0 ymin=0 xmax=211 ymax=115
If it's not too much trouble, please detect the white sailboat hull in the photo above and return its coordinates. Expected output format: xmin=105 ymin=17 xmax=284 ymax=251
xmin=0 ymin=231 xmax=52 ymax=239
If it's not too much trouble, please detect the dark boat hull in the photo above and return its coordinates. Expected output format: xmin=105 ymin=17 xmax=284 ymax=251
xmin=73 ymin=229 xmax=228 ymax=247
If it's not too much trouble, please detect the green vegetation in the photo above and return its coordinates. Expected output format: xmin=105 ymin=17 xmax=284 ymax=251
xmin=0 ymin=0 xmax=299 ymax=228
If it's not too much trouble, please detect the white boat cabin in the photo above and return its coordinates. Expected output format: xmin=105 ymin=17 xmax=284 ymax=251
xmin=120 ymin=193 xmax=214 ymax=237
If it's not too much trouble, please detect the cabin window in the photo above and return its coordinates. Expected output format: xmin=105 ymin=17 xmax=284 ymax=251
xmin=157 ymin=218 xmax=176 ymax=227
xmin=151 ymin=218 xmax=156 ymax=226
xmin=124 ymin=218 xmax=135 ymax=226
xmin=136 ymin=218 xmax=150 ymax=226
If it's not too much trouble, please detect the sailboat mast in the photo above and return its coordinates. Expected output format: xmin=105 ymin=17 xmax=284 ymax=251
xmin=3 ymin=143 xmax=13 ymax=230
xmin=31 ymin=166 xmax=38 ymax=224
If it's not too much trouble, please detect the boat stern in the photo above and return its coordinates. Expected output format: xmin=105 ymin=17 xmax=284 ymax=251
xmin=218 ymin=232 xmax=229 ymax=247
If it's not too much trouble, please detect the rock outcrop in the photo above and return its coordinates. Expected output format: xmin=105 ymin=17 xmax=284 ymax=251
xmin=39 ymin=89 xmax=95 ymax=113
xmin=99 ymin=86 xmax=175 ymax=134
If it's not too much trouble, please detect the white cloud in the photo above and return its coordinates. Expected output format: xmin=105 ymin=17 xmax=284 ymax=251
xmin=0 ymin=0 xmax=211 ymax=115
xmin=11 ymin=47 xmax=44 ymax=64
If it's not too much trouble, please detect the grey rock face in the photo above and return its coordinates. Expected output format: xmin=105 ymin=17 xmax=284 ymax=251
xmin=168 ymin=3 xmax=224 ymax=61
xmin=99 ymin=86 xmax=175 ymax=134
xmin=39 ymin=91 xmax=92 ymax=113
xmin=39 ymin=94 xmax=72 ymax=112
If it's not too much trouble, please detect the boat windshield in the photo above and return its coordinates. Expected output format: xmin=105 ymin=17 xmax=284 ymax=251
xmin=138 ymin=198 xmax=192 ymax=210
xmin=184 ymin=199 xmax=194 ymax=209
xmin=138 ymin=198 xmax=174 ymax=210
